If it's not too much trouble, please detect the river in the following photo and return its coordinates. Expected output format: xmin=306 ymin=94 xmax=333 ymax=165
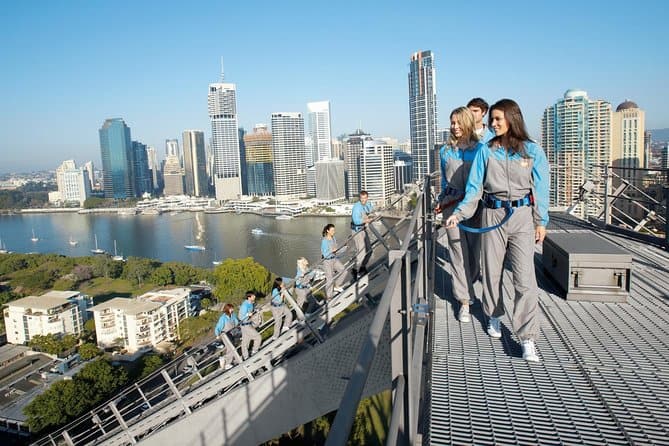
xmin=0 ymin=212 xmax=352 ymax=277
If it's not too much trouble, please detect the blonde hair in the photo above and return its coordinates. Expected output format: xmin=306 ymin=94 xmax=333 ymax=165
xmin=297 ymin=257 xmax=309 ymax=271
xmin=448 ymin=107 xmax=479 ymax=147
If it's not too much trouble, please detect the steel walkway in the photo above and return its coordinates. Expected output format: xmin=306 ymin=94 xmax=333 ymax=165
xmin=427 ymin=215 xmax=669 ymax=445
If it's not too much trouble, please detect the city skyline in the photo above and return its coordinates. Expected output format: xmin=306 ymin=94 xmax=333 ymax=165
xmin=1 ymin=1 xmax=668 ymax=172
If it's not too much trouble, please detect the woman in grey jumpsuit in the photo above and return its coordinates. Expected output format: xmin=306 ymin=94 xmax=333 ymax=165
xmin=445 ymin=99 xmax=550 ymax=363
xmin=435 ymin=106 xmax=482 ymax=323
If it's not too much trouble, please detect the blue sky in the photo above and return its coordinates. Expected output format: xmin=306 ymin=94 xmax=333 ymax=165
xmin=1 ymin=0 xmax=667 ymax=173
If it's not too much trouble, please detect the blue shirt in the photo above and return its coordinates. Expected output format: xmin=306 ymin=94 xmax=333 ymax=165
xmin=271 ymin=287 xmax=283 ymax=305
xmin=321 ymin=237 xmax=337 ymax=259
xmin=238 ymin=300 xmax=254 ymax=323
xmin=214 ymin=313 xmax=239 ymax=336
xmin=454 ymin=141 xmax=550 ymax=226
xmin=351 ymin=201 xmax=374 ymax=226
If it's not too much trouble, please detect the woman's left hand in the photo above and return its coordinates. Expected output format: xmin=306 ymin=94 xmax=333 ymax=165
xmin=535 ymin=225 xmax=546 ymax=244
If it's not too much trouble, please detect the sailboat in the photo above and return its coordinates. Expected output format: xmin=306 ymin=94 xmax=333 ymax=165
xmin=212 ymin=252 xmax=222 ymax=266
xmin=69 ymin=236 xmax=78 ymax=246
xmin=31 ymin=228 xmax=39 ymax=242
xmin=0 ymin=238 xmax=8 ymax=254
xmin=91 ymin=234 xmax=106 ymax=255
xmin=112 ymin=240 xmax=126 ymax=262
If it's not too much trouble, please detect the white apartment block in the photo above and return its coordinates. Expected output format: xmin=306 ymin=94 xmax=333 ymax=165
xmin=50 ymin=160 xmax=92 ymax=206
xmin=361 ymin=140 xmax=395 ymax=205
xmin=271 ymin=112 xmax=307 ymax=200
xmin=90 ymin=288 xmax=191 ymax=353
xmin=3 ymin=291 xmax=91 ymax=344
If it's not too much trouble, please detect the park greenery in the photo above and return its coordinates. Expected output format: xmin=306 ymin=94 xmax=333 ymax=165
xmin=0 ymin=182 xmax=54 ymax=209
xmin=0 ymin=251 xmax=276 ymax=436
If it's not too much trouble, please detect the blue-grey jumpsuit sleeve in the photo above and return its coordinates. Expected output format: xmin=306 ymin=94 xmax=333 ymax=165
xmin=451 ymin=144 xmax=490 ymax=222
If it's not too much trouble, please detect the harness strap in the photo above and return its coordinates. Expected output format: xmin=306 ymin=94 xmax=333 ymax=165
xmin=457 ymin=193 xmax=532 ymax=234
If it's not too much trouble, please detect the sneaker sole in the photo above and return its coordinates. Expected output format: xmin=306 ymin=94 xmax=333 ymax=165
xmin=487 ymin=329 xmax=502 ymax=339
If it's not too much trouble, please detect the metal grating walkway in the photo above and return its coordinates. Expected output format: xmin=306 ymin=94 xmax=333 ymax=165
xmin=427 ymin=219 xmax=669 ymax=445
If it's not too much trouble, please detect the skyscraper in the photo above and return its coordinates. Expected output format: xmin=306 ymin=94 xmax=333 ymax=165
xmin=146 ymin=146 xmax=160 ymax=193
xmin=408 ymin=50 xmax=438 ymax=181
xmin=131 ymin=141 xmax=151 ymax=197
xmin=307 ymin=101 xmax=333 ymax=164
xmin=182 ymin=130 xmax=208 ymax=197
xmin=163 ymin=155 xmax=184 ymax=196
xmin=271 ymin=112 xmax=307 ymax=199
xmin=244 ymin=124 xmax=274 ymax=196
xmin=99 ymin=118 xmax=133 ymax=199
xmin=209 ymin=79 xmax=242 ymax=201
xmin=541 ymin=89 xmax=612 ymax=218
xmin=165 ymin=139 xmax=181 ymax=168
xmin=315 ymin=159 xmax=345 ymax=203
xmin=83 ymin=161 xmax=95 ymax=191
xmin=345 ymin=129 xmax=371 ymax=200
xmin=361 ymin=139 xmax=395 ymax=205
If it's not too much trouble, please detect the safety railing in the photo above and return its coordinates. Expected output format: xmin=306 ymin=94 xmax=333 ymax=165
xmin=325 ymin=175 xmax=434 ymax=446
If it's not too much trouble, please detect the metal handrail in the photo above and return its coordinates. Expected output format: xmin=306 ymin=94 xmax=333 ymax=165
xmin=325 ymin=175 xmax=432 ymax=446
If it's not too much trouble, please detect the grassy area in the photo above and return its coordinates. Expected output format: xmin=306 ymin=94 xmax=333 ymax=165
xmin=78 ymin=277 xmax=155 ymax=303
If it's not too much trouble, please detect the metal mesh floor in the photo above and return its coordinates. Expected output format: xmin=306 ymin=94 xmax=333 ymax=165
xmin=428 ymin=222 xmax=669 ymax=445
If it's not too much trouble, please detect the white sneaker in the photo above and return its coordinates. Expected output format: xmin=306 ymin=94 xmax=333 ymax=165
xmin=333 ymin=286 xmax=344 ymax=293
xmin=521 ymin=339 xmax=540 ymax=362
xmin=487 ymin=317 xmax=502 ymax=338
xmin=458 ymin=304 xmax=470 ymax=323
xmin=250 ymin=350 xmax=257 ymax=356
xmin=281 ymin=326 xmax=289 ymax=333
xmin=224 ymin=364 xmax=233 ymax=371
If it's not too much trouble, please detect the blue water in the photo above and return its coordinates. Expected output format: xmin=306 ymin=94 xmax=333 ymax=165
xmin=0 ymin=212 xmax=351 ymax=276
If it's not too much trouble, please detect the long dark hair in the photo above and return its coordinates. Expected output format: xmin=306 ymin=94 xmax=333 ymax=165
xmin=223 ymin=303 xmax=234 ymax=315
xmin=322 ymin=224 xmax=334 ymax=237
xmin=272 ymin=277 xmax=283 ymax=292
xmin=488 ymin=99 xmax=532 ymax=156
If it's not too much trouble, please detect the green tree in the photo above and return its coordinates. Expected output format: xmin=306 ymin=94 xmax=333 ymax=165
xmin=123 ymin=257 xmax=158 ymax=285
xmin=172 ymin=263 xmax=198 ymax=286
xmin=77 ymin=359 xmax=128 ymax=396
xmin=200 ymin=297 xmax=212 ymax=310
xmin=212 ymin=257 xmax=272 ymax=304
xmin=150 ymin=264 xmax=174 ymax=286
xmin=139 ymin=354 xmax=164 ymax=379
xmin=24 ymin=380 xmax=73 ymax=432
xmin=83 ymin=197 xmax=106 ymax=209
xmin=79 ymin=342 xmax=101 ymax=360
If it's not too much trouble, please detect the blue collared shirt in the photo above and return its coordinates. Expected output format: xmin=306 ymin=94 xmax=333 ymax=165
xmin=214 ymin=313 xmax=239 ymax=336
xmin=321 ymin=237 xmax=337 ymax=259
xmin=238 ymin=300 xmax=254 ymax=322
xmin=351 ymin=201 xmax=374 ymax=226
xmin=271 ymin=287 xmax=283 ymax=305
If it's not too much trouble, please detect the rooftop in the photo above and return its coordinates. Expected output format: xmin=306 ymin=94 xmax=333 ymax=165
xmin=89 ymin=297 xmax=161 ymax=316
xmin=5 ymin=295 xmax=73 ymax=311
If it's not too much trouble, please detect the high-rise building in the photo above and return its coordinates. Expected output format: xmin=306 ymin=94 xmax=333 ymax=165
xmin=182 ymin=130 xmax=208 ymax=197
xmin=239 ymin=128 xmax=248 ymax=196
xmin=271 ymin=112 xmax=307 ymax=199
xmin=99 ymin=118 xmax=134 ymax=199
xmin=394 ymin=151 xmax=413 ymax=193
xmin=163 ymin=154 xmax=184 ymax=196
xmin=361 ymin=139 xmax=395 ymax=205
xmin=132 ymin=141 xmax=151 ymax=197
xmin=209 ymin=80 xmax=242 ymax=201
xmin=306 ymin=166 xmax=316 ymax=197
xmin=644 ymin=130 xmax=653 ymax=168
xmin=541 ymin=89 xmax=612 ymax=218
xmin=165 ymin=139 xmax=180 ymax=162
xmin=307 ymin=101 xmax=333 ymax=164
xmin=660 ymin=144 xmax=669 ymax=170
xmin=244 ymin=124 xmax=274 ymax=196
xmin=332 ymin=137 xmax=345 ymax=160
xmin=315 ymin=159 xmax=345 ymax=203
xmin=51 ymin=160 xmax=91 ymax=206
xmin=345 ymin=129 xmax=372 ymax=200
xmin=146 ymin=146 xmax=160 ymax=193
xmin=83 ymin=161 xmax=95 ymax=191
xmin=408 ymin=50 xmax=438 ymax=181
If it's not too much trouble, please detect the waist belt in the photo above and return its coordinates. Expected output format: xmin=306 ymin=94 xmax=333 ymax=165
xmin=271 ymin=302 xmax=283 ymax=307
xmin=459 ymin=193 xmax=533 ymax=234
xmin=240 ymin=321 xmax=253 ymax=326
xmin=322 ymin=255 xmax=335 ymax=260
xmin=482 ymin=193 xmax=533 ymax=209
xmin=350 ymin=222 xmax=365 ymax=231
xmin=296 ymin=285 xmax=308 ymax=289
